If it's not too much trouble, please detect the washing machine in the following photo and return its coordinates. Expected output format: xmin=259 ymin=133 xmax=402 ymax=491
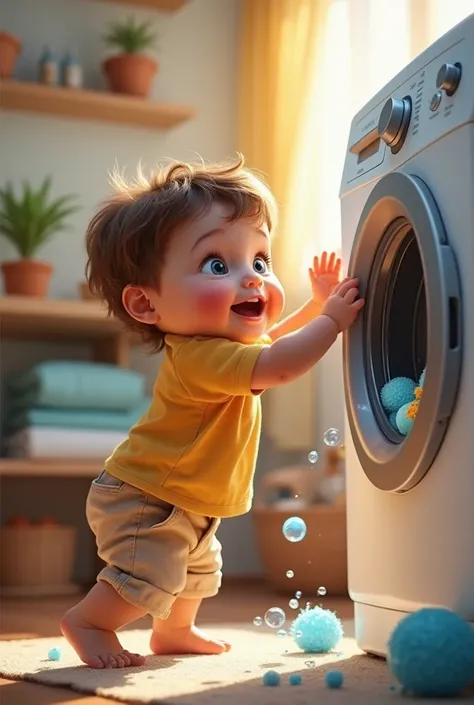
xmin=340 ymin=14 xmax=474 ymax=657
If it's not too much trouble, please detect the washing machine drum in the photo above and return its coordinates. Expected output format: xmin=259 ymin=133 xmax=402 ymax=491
xmin=344 ymin=171 xmax=462 ymax=493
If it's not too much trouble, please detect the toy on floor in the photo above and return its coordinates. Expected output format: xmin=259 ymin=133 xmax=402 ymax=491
xmin=47 ymin=647 xmax=62 ymax=661
xmin=290 ymin=605 xmax=343 ymax=653
xmin=262 ymin=670 xmax=281 ymax=686
xmin=380 ymin=368 xmax=425 ymax=436
xmin=288 ymin=673 xmax=302 ymax=685
xmin=325 ymin=670 xmax=344 ymax=688
xmin=387 ymin=607 xmax=474 ymax=697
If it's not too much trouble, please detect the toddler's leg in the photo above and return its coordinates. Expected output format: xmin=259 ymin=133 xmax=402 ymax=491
xmin=150 ymin=516 xmax=229 ymax=655
xmin=150 ymin=596 xmax=230 ymax=655
xmin=61 ymin=580 xmax=146 ymax=669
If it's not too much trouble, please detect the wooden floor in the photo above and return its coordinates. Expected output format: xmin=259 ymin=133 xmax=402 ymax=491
xmin=0 ymin=579 xmax=353 ymax=705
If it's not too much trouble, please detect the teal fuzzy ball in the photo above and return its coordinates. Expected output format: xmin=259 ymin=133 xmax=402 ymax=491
xmin=325 ymin=670 xmax=344 ymax=689
xmin=395 ymin=402 xmax=415 ymax=436
xmin=288 ymin=673 xmax=302 ymax=685
xmin=291 ymin=606 xmax=343 ymax=653
xmin=388 ymin=411 xmax=398 ymax=430
xmin=387 ymin=608 xmax=474 ymax=697
xmin=419 ymin=368 xmax=426 ymax=387
xmin=380 ymin=377 xmax=416 ymax=413
xmin=262 ymin=670 xmax=280 ymax=686
xmin=48 ymin=647 xmax=62 ymax=661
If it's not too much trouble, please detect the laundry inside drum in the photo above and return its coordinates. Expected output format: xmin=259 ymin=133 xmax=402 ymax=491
xmin=367 ymin=222 xmax=427 ymax=440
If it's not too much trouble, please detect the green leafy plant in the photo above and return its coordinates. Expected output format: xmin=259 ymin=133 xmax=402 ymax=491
xmin=0 ymin=177 xmax=80 ymax=259
xmin=103 ymin=16 xmax=159 ymax=54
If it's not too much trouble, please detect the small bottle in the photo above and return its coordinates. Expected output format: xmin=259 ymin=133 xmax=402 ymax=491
xmin=39 ymin=46 xmax=58 ymax=85
xmin=62 ymin=50 xmax=83 ymax=89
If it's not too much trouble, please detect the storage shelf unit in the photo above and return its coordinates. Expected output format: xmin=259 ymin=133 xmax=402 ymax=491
xmin=1 ymin=296 xmax=138 ymax=477
xmin=0 ymin=459 xmax=102 ymax=477
xmin=0 ymin=80 xmax=196 ymax=130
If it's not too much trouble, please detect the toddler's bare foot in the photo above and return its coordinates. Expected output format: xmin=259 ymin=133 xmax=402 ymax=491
xmin=60 ymin=581 xmax=147 ymax=669
xmin=150 ymin=624 xmax=231 ymax=655
xmin=61 ymin=608 xmax=146 ymax=669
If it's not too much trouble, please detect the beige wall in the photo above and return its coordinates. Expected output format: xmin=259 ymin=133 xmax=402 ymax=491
xmin=0 ymin=0 xmax=303 ymax=583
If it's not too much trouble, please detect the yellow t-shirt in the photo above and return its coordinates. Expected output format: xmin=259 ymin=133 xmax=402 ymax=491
xmin=105 ymin=334 xmax=271 ymax=518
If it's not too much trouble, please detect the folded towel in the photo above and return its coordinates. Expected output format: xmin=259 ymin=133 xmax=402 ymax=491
xmin=4 ymin=426 xmax=127 ymax=459
xmin=6 ymin=361 xmax=146 ymax=412
xmin=3 ymin=398 xmax=151 ymax=435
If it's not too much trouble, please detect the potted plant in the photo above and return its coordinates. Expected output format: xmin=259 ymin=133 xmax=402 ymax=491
xmin=0 ymin=31 xmax=22 ymax=78
xmin=102 ymin=16 xmax=159 ymax=98
xmin=0 ymin=178 xmax=80 ymax=298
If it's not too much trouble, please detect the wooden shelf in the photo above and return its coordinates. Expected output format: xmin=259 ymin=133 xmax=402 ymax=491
xmin=0 ymin=295 xmax=127 ymax=341
xmin=0 ymin=80 xmax=196 ymax=130
xmin=95 ymin=0 xmax=188 ymax=9
xmin=0 ymin=459 xmax=102 ymax=477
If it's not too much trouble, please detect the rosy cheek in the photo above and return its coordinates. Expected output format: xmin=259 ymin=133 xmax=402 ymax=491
xmin=194 ymin=283 xmax=232 ymax=316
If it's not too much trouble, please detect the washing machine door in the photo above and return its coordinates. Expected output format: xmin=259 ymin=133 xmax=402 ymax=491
xmin=344 ymin=171 xmax=462 ymax=492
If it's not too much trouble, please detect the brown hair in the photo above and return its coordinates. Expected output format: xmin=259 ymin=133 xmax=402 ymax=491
xmin=85 ymin=154 xmax=277 ymax=351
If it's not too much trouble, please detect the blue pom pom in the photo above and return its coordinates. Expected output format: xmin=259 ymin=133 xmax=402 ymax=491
xmin=291 ymin=606 xmax=343 ymax=653
xmin=395 ymin=402 xmax=415 ymax=436
xmin=48 ymin=647 xmax=62 ymax=661
xmin=325 ymin=670 xmax=344 ymax=688
xmin=387 ymin=608 xmax=474 ymax=697
xmin=288 ymin=673 xmax=302 ymax=685
xmin=388 ymin=411 xmax=398 ymax=430
xmin=419 ymin=368 xmax=426 ymax=387
xmin=262 ymin=670 xmax=280 ymax=687
xmin=380 ymin=377 xmax=416 ymax=413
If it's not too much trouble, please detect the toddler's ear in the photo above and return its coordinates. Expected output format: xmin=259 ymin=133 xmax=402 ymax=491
xmin=122 ymin=285 xmax=160 ymax=325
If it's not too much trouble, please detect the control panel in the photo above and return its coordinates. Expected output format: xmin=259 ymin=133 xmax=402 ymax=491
xmin=341 ymin=15 xmax=474 ymax=191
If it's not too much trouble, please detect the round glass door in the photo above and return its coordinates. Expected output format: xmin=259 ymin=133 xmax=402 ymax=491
xmin=343 ymin=171 xmax=462 ymax=492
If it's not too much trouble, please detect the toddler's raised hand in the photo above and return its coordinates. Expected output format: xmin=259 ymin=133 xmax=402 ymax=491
xmin=321 ymin=277 xmax=364 ymax=332
xmin=309 ymin=251 xmax=342 ymax=306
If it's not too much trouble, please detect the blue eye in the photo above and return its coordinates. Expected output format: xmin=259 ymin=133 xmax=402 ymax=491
xmin=201 ymin=257 xmax=228 ymax=275
xmin=254 ymin=256 xmax=269 ymax=274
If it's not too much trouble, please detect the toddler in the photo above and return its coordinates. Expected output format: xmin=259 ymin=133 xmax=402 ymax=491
xmin=61 ymin=155 xmax=364 ymax=669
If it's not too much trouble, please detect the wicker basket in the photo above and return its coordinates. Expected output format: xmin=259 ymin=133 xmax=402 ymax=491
xmin=0 ymin=524 xmax=78 ymax=596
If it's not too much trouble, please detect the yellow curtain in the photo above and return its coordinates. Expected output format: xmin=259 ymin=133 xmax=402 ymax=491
xmin=238 ymin=0 xmax=331 ymax=450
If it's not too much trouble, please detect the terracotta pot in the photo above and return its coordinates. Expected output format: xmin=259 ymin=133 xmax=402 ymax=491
xmin=103 ymin=54 xmax=158 ymax=98
xmin=0 ymin=32 xmax=22 ymax=79
xmin=1 ymin=259 xmax=53 ymax=298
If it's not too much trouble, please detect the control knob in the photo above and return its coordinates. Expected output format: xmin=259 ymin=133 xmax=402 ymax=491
xmin=377 ymin=97 xmax=412 ymax=152
xmin=436 ymin=62 xmax=462 ymax=96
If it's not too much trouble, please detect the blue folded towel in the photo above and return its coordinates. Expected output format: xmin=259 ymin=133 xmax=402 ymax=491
xmin=3 ymin=398 xmax=151 ymax=434
xmin=6 ymin=361 xmax=146 ymax=412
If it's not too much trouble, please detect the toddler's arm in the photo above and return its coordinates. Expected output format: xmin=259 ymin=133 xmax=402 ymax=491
xmin=267 ymin=298 xmax=321 ymax=341
xmin=252 ymin=277 xmax=363 ymax=389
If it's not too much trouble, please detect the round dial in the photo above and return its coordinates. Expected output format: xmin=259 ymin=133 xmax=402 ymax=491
xmin=436 ymin=62 xmax=462 ymax=96
xmin=377 ymin=97 xmax=412 ymax=152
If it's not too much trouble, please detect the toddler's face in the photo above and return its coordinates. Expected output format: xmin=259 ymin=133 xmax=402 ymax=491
xmin=154 ymin=202 xmax=285 ymax=343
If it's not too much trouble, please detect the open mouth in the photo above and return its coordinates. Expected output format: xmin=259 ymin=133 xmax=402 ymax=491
xmin=231 ymin=297 xmax=266 ymax=318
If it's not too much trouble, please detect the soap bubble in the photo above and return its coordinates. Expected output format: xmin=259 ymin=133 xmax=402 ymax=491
xmin=308 ymin=450 xmax=319 ymax=464
xmin=253 ymin=616 xmax=263 ymax=626
xmin=317 ymin=586 xmax=327 ymax=596
xmin=282 ymin=516 xmax=307 ymax=542
xmin=277 ymin=629 xmax=287 ymax=637
xmin=286 ymin=570 xmax=294 ymax=578
xmin=265 ymin=607 xmax=286 ymax=629
xmin=289 ymin=598 xmax=299 ymax=609
xmin=295 ymin=590 xmax=302 ymax=599
xmin=324 ymin=428 xmax=342 ymax=447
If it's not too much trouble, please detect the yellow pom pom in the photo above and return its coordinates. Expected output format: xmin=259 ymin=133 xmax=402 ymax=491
xmin=406 ymin=400 xmax=419 ymax=420
xmin=414 ymin=386 xmax=423 ymax=400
